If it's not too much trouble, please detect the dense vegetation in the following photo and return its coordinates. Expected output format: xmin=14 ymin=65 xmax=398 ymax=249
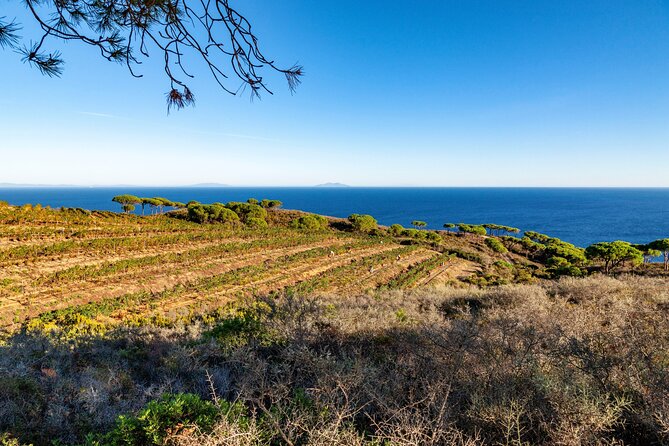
xmin=2 ymin=199 xmax=669 ymax=445
xmin=1 ymin=277 xmax=668 ymax=445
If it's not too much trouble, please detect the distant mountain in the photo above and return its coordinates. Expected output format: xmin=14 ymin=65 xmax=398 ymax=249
xmin=0 ymin=183 xmax=79 ymax=188
xmin=315 ymin=182 xmax=350 ymax=188
xmin=188 ymin=183 xmax=231 ymax=188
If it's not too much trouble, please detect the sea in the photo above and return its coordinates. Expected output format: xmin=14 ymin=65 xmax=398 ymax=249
xmin=1 ymin=187 xmax=668 ymax=248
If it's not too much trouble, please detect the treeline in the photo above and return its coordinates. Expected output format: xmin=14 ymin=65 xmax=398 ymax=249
xmin=111 ymin=195 xmax=186 ymax=214
xmin=109 ymin=195 xmax=669 ymax=275
xmin=184 ymin=199 xmax=283 ymax=229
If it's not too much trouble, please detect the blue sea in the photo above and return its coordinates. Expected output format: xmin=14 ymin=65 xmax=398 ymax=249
xmin=1 ymin=187 xmax=668 ymax=248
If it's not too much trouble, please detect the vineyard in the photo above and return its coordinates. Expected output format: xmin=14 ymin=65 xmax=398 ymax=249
xmin=0 ymin=202 xmax=530 ymax=333
xmin=3 ymin=202 xmax=669 ymax=446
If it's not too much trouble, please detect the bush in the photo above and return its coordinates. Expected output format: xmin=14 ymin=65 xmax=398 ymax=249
xmin=485 ymin=237 xmax=508 ymax=253
xmin=102 ymin=394 xmax=226 ymax=446
xmin=388 ymin=224 xmax=404 ymax=237
xmin=246 ymin=217 xmax=268 ymax=230
xmin=260 ymin=199 xmax=283 ymax=209
xmin=187 ymin=204 xmax=240 ymax=224
xmin=458 ymin=224 xmax=487 ymax=236
xmin=348 ymin=214 xmax=377 ymax=233
xmin=291 ymin=214 xmax=329 ymax=231
xmin=225 ymin=202 xmax=267 ymax=223
xmin=402 ymin=228 xmax=419 ymax=238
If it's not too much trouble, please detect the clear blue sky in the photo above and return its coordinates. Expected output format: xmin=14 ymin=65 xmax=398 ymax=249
xmin=1 ymin=1 xmax=668 ymax=186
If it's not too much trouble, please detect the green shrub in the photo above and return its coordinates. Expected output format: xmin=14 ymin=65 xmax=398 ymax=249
xmin=260 ymin=199 xmax=283 ymax=208
xmin=291 ymin=214 xmax=329 ymax=231
xmin=493 ymin=260 xmax=514 ymax=269
xmin=485 ymin=237 xmax=508 ymax=253
xmin=246 ymin=217 xmax=268 ymax=229
xmin=402 ymin=228 xmax=419 ymax=238
xmin=388 ymin=224 xmax=404 ymax=237
xmin=458 ymin=224 xmax=487 ymax=236
xmin=0 ymin=434 xmax=29 ymax=446
xmin=445 ymin=248 xmax=483 ymax=264
xmin=187 ymin=204 xmax=240 ymax=224
xmin=225 ymin=202 xmax=267 ymax=223
xmin=348 ymin=214 xmax=377 ymax=233
xmin=103 ymin=394 xmax=227 ymax=446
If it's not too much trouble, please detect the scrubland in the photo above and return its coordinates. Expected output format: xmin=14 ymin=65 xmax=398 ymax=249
xmin=2 ymin=276 xmax=668 ymax=445
xmin=1 ymin=203 xmax=668 ymax=445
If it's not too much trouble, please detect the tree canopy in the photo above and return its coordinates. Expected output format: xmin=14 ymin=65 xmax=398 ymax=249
xmin=112 ymin=194 xmax=141 ymax=213
xmin=0 ymin=0 xmax=302 ymax=110
xmin=648 ymin=239 xmax=669 ymax=271
xmin=348 ymin=214 xmax=377 ymax=233
xmin=291 ymin=214 xmax=329 ymax=231
xmin=585 ymin=241 xmax=643 ymax=273
xmin=457 ymin=224 xmax=487 ymax=236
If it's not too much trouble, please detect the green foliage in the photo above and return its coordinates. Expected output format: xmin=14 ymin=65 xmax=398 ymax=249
xmin=524 ymin=231 xmax=587 ymax=265
xmin=485 ymin=237 xmax=508 ymax=253
xmin=443 ymin=223 xmax=456 ymax=231
xmin=0 ymin=433 xmax=30 ymax=446
xmin=140 ymin=198 xmax=163 ymax=214
xmin=545 ymin=256 xmax=584 ymax=277
xmin=291 ymin=214 xmax=329 ymax=231
xmin=411 ymin=220 xmax=427 ymax=229
xmin=648 ymin=238 xmax=669 ymax=270
xmin=187 ymin=203 xmax=240 ymax=224
xmin=112 ymin=195 xmax=141 ymax=213
xmin=245 ymin=217 xmax=268 ymax=229
xmin=225 ymin=202 xmax=268 ymax=223
xmin=424 ymin=231 xmax=442 ymax=243
xmin=458 ymin=224 xmax=487 ymax=236
xmin=493 ymin=260 xmax=514 ymax=269
xmin=154 ymin=197 xmax=174 ymax=207
xmin=388 ymin=224 xmax=404 ymax=236
xmin=482 ymin=224 xmax=521 ymax=236
xmin=445 ymin=248 xmax=483 ymax=264
xmin=648 ymin=238 xmax=669 ymax=252
xmin=204 ymin=304 xmax=277 ymax=349
xmin=348 ymin=214 xmax=377 ymax=233
xmin=112 ymin=195 xmax=141 ymax=205
xmin=247 ymin=198 xmax=259 ymax=205
xmin=101 ymin=394 xmax=234 ymax=446
xmin=260 ymin=199 xmax=283 ymax=208
xmin=402 ymin=228 xmax=419 ymax=238
xmin=585 ymin=241 xmax=644 ymax=273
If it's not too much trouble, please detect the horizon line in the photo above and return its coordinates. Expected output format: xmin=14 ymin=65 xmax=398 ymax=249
xmin=3 ymin=184 xmax=669 ymax=189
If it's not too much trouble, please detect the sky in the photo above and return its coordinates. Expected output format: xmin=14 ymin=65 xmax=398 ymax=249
xmin=1 ymin=0 xmax=669 ymax=186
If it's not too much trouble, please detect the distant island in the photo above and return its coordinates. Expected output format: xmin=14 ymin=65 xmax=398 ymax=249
xmin=188 ymin=183 xmax=231 ymax=188
xmin=315 ymin=182 xmax=350 ymax=188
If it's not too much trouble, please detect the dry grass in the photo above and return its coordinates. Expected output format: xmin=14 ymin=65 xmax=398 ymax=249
xmin=1 ymin=275 xmax=668 ymax=445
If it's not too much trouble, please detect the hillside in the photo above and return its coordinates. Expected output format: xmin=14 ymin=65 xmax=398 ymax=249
xmin=1 ymin=200 xmax=669 ymax=445
xmin=0 ymin=201 xmax=542 ymax=332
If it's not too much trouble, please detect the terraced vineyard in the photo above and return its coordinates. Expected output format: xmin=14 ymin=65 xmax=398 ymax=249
xmin=0 ymin=204 xmax=440 ymax=329
xmin=0 ymin=202 xmax=540 ymax=334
